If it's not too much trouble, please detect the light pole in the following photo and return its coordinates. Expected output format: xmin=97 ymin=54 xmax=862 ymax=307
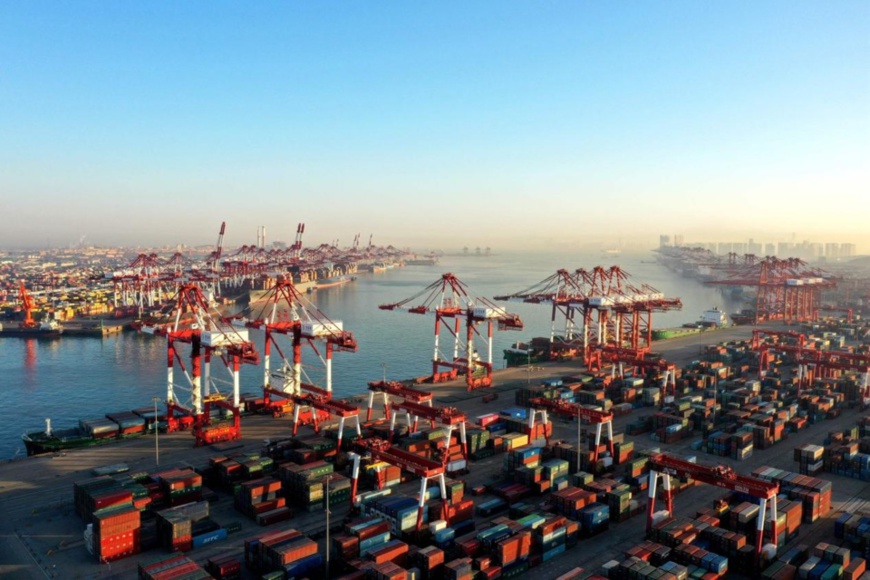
xmin=325 ymin=474 xmax=332 ymax=579
xmin=152 ymin=397 xmax=161 ymax=466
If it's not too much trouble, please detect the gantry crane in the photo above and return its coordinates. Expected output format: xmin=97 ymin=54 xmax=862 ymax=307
xmin=348 ymin=438 xmax=451 ymax=531
xmin=495 ymin=267 xmax=680 ymax=368
xmin=586 ymin=345 xmax=677 ymax=405
xmin=290 ymin=393 xmax=362 ymax=450
xmin=379 ymin=273 xmax=523 ymax=391
xmin=527 ymin=397 xmax=615 ymax=469
xmin=707 ymin=257 xmax=836 ymax=324
xmin=366 ymin=380 xmax=433 ymax=422
xmin=646 ymin=453 xmax=779 ymax=563
xmin=388 ymin=400 xmax=469 ymax=463
xmin=235 ymin=277 xmax=356 ymax=402
xmin=819 ymin=305 xmax=854 ymax=324
xmin=17 ymin=282 xmax=37 ymax=328
xmin=494 ymin=269 xmax=587 ymax=360
xmin=163 ymin=283 xmax=260 ymax=446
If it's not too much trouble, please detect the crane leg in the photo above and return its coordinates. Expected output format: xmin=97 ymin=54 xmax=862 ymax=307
xmin=416 ymin=478 xmax=427 ymax=532
xmin=755 ymin=498 xmax=768 ymax=565
xmin=663 ymin=474 xmax=673 ymax=517
xmin=607 ymin=421 xmax=615 ymax=463
xmin=647 ymin=471 xmax=658 ymax=533
xmin=337 ymin=417 xmax=345 ymax=450
xmin=349 ymin=453 xmax=360 ymax=509
xmin=389 ymin=411 xmax=397 ymax=444
xmin=366 ymin=391 xmax=375 ymax=422
xmin=460 ymin=422 xmax=468 ymax=461
xmin=593 ymin=423 xmax=602 ymax=465
xmin=292 ymin=404 xmax=301 ymax=436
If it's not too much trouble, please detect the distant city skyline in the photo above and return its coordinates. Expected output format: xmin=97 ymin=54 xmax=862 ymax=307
xmin=1 ymin=3 xmax=867 ymax=252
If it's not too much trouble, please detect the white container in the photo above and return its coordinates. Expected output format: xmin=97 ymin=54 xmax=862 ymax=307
xmin=302 ymin=320 xmax=343 ymax=337
xmin=202 ymin=327 xmax=249 ymax=347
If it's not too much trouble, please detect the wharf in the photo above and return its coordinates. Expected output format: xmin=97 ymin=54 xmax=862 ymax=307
xmin=60 ymin=320 xmax=126 ymax=337
xmin=2 ymin=324 xmax=868 ymax=579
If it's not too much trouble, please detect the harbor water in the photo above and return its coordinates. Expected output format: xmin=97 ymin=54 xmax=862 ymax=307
xmin=0 ymin=252 xmax=744 ymax=459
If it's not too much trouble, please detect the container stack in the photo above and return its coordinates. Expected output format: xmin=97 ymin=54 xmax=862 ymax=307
xmin=670 ymin=543 xmax=729 ymax=575
xmin=579 ymin=502 xmax=610 ymax=536
xmin=153 ymin=468 xmax=203 ymax=507
xmin=80 ymin=417 xmax=120 ymax=439
xmin=155 ymin=501 xmax=209 ymax=552
xmin=751 ymin=467 xmax=833 ymax=523
xmin=243 ymin=528 xmax=320 ymax=577
xmin=607 ymin=487 xmax=633 ymax=523
xmin=105 ymin=411 xmax=147 ymax=435
xmin=74 ymin=476 xmax=134 ymax=523
xmin=233 ymin=477 xmax=287 ymax=523
xmin=344 ymin=517 xmax=392 ymax=562
xmin=89 ymin=504 xmax=141 ymax=562
xmin=798 ymin=541 xmax=867 ymax=580
xmin=365 ymin=538 xmax=410 ymax=567
xmin=279 ymin=459 xmax=334 ymax=510
xmin=137 ymin=554 xmax=211 ymax=579
xmin=794 ymin=444 xmax=825 ymax=476
xmin=414 ymin=546 xmax=445 ymax=580
xmin=361 ymin=494 xmax=427 ymax=535
xmin=549 ymin=486 xmax=596 ymax=520
xmin=205 ymin=554 xmax=242 ymax=580
xmin=444 ymin=557 xmax=474 ymax=580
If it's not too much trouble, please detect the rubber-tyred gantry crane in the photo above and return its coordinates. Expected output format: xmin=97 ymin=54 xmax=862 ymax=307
xmin=379 ymin=273 xmax=523 ymax=391
xmin=163 ymin=283 xmax=260 ymax=446
xmin=646 ymin=453 xmax=779 ymax=563
xmin=527 ymin=397 xmax=615 ymax=469
xmin=366 ymin=380 xmax=433 ymax=422
xmin=387 ymin=400 xmax=469 ymax=463
xmin=348 ymin=438 xmax=451 ymax=531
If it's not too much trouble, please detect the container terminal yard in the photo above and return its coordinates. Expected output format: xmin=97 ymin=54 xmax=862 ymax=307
xmin=2 ymin=239 xmax=870 ymax=580
xmin=2 ymin=309 xmax=870 ymax=579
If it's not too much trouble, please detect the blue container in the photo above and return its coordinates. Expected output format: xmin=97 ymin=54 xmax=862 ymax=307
xmin=360 ymin=531 xmax=390 ymax=553
xmin=453 ymin=518 xmax=475 ymax=535
xmin=500 ymin=407 xmax=528 ymax=420
xmin=542 ymin=543 xmax=566 ymax=561
xmin=284 ymin=553 xmax=323 ymax=580
xmin=192 ymin=528 xmax=227 ymax=549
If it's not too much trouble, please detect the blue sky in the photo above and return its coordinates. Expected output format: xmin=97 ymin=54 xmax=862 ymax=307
xmin=1 ymin=2 xmax=867 ymax=251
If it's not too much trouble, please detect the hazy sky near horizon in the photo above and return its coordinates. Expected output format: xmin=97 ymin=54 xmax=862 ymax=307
xmin=1 ymin=3 xmax=867 ymax=251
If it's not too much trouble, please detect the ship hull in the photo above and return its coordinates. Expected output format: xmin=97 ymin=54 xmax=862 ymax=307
xmin=22 ymin=429 xmax=147 ymax=456
xmin=0 ymin=328 xmax=63 ymax=338
xmin=651 ymin=327 xmax=702 ymax=341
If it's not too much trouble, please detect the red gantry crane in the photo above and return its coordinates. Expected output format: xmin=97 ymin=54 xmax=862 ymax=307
xmin=379 ymin=273 xmax=523 ymax=391
xmin=707 ymin=257 xmax=836 ymax=324
xmin=163 ymin=283 xmax=260 ymax=446
xmin=387 ymin=400 xmax=469 ymax=465
xmin=348 ymin=438 xmax=451 ymax=531
xmin=366 ymin=380 xmax=433 ymax=422
xmin=18 ymin=282 xmax=37 ymax=328
xmin=494 ymin=269 xmax=587 ymax=361
xmin=646 ymin=453 xmax=780 ymax=563
xmin=527 ymin=397 xmax=615 ymax=469
xmin=232 ymin=276 xmax=362 ymax=446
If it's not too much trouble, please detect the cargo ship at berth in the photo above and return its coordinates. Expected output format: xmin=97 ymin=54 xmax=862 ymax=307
xmin=22 ymin=410 xmax=160 ymax=456
xmin=0 ymin=319 xmax=63 ymax=338
xmin=503 ymin=339 xmax=550 ymax=367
